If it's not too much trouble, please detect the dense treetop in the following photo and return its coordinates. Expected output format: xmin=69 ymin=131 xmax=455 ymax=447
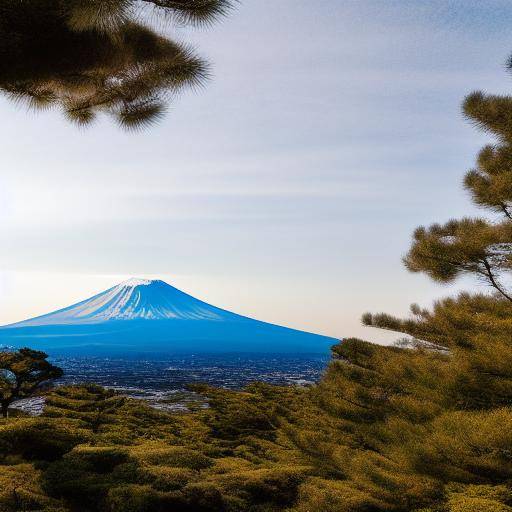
xmin=0 ymin=348 xmax=62 ymax=418
xmin=0 ymin=0 xmax=232 ymax=129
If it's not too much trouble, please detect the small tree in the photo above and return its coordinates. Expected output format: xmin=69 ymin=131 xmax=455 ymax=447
xmin=0 ymin=348 xmax=63 ymax=418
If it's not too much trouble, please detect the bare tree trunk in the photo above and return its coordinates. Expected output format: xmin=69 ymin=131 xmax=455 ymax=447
xmin=1 ymin=401 xmax=9 ymax=418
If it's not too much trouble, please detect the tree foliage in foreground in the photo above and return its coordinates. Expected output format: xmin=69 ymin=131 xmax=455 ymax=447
xmin=402 ymin=80 xmax=512 ymax=303
xmin=0 ymin=0 xmax=232 ymax=129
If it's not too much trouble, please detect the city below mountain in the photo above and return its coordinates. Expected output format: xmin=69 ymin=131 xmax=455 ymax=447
xmin=0 ymin=278 xmax=337 ymax=355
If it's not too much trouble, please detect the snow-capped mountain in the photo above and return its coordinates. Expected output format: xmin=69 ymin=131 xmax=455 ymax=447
xmin=9 ymin=278 xmax=237 ymax=326
xmin=0 ymin=278 xmax=336 ymax=354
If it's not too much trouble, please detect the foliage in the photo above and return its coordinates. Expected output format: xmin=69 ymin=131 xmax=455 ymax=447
xmin=0 ymin=0 xmax=232 ymax=129
xmin=401 ymin=70 xmax=512 ymax=303
xmin=0 ymin=348 xmax=63 ymax=418
xmin=0 ymin=381 xmax=309 ymax=512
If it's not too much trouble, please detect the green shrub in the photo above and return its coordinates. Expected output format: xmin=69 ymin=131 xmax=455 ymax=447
xmin=106 ymin=484 xmax=164 ymax=512
xmin=143 ymin=465 xmax=196 ymax=491
xmin=294 ymin=477 xmax=381 ymax=512
xmin=181 ymin=482 xmax=226 ymax=511
xmin=448 ymin=497 xmax=512 ymax=512
xmin=130 ymin=444 xmax=213 ymax=470
xmin=66 ymin=446 xmax=130 ymax=473
xmin=0 ymin=418 xmax=90 ymax=461
xmin=446 ymin=484 xmax=512 ymax=512
xmin=217 ymin=467 xmax=305 ymax=506
xmin=0 ymin=463 xmax=65 ymax=512
xmin=42 ymin=446 xmax=133 ymax=510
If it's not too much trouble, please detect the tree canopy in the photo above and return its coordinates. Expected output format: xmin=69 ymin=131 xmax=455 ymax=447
xmin=0 ymin=348 xmax=63 ymax=418
xmin=401 ymin=73 xmax=512 ymax=304
xmin=0 ymin=0 xmax=232 ymax=129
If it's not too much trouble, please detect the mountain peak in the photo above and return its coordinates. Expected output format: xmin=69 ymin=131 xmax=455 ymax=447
xmin=7 ymin=278 xmax=232 ymax=326
xmin=0 ymin=278 xmax=338 ymax=354
xmin=120 ymin=278 xmax=162 ymax=287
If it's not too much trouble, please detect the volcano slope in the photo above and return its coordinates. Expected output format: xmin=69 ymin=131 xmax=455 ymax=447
xmin=0 ymin=279 xmax=337 ymax=355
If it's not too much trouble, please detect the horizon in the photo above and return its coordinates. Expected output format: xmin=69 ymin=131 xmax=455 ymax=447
xmin=2 ymin=1 xmax=510 ymax=344
xmin=0 ymin=275 xmax=336 ymax=355
xmin=0 ymin=276 xmax=339 ymax=342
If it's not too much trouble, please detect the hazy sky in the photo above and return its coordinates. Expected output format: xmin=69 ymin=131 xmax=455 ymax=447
xmin=1 ymin=0 xmax=511 ymax=342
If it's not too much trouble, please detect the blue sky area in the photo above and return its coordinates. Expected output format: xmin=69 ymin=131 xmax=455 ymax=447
xmin=1 ymin=1 xmax=511 ymax=342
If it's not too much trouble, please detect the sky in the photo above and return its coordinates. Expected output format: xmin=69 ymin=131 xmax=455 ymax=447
xmin=1 ymin=0 xmax=512 ymax=343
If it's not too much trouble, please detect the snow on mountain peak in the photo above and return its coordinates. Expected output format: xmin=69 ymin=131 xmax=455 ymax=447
xmin=7 ymin=278 xmax=235 ymax=326
xmin=0 ymin=278 xmax=339 ymax=354
xmin=120 ymin=278 xmax=160 ymax=287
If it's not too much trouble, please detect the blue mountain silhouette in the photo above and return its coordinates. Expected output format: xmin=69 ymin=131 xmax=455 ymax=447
xmin=0 ymin=279 xmax=337 ymax=355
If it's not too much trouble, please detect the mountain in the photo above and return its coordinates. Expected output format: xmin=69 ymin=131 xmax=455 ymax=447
xmin=9 ymin=279 xmax=242 ymax=325
xmin=0 ymin=278 xmax=337 ymax=355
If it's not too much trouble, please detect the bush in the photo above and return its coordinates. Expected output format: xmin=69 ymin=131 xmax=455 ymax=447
xmin=42 ymin=446 xmax=133 ymax=510
xmin=143 ymin=465 xmax=196 ymax=491
xmin=130 ymin=444 xmax=213 ymax=470
xmin=0 ymin=418 xmax=90 ymax=461
xmin=413 ymin=409 xmax=512 ymax=482
xmin=181 ymin=482 xmax=226 ymax=511
xmin=106 ymin=485 xmax=164 ymax=512
xmin=66 ymin=446 xmax=130 ymax=473
xmin=0 ymin=463 xmax=65 ymax=512
xmin=217 ymin=467 xmax=305 ymax=506
xmin=294 ymin=477 xmax=381 ymax=512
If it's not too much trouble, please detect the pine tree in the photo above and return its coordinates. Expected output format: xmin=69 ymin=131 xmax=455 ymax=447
xmin=0 ymin=0 xmax=232 ymax=129
xmin=0 ymin=348 xmax=63 ymax=418
xmin=400 ymin=84 xmax=512 ymax=303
